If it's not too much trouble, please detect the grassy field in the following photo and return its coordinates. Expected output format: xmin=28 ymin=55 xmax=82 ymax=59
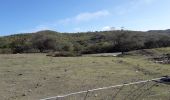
xmin=0 ymin=48 xmax=170 ymax=100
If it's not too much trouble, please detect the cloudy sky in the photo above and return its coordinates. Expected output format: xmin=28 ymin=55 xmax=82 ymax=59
xmin=0 ymin=0 xmax=170 ymax=35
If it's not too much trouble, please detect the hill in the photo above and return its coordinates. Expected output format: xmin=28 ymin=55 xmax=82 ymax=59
xmin=0 ymin=29 xmax=170 ymax=54
xmin=148 ymin=29 xmax=170 ymax=34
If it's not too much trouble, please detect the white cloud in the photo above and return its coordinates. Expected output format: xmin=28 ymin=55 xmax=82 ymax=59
xmin=19 ymin=10 xmax=110 ymax=33
xmin=33 ymin=25 xmax=52 ymax=31
xmin=75 ymin=10 xmax=110 ymax=21
xmin=102 ymin=26 xmax=115 ymax=31
xmin=102 ymin=26 xmax=111 ymax=31
xmin=18 ymin=25 xmax=55 ymax=33
xmin=18 ymin=10 xmax=111 ymax=33
xmin=74 ymin=27 xmax=82 ymax=32
xmin=60 ymin=10 xmax=110 ymax=24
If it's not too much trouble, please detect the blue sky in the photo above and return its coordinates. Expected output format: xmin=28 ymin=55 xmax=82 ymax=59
xmin=0 ymin=0 xmax=170 ymax=36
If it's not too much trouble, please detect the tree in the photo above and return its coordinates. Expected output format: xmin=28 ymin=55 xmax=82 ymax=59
xmin=114 ymin=31 xmax=145 ymax=52
xmin=9 ymin=37 xmax=31 ymax=53
xmin=62 ymin=43 xmax=74 ymax=52
xmin=32 ymin=33 xmax=57 ymax=52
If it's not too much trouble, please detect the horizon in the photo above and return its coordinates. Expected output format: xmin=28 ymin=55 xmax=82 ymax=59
xmin=0 ymin=0 xmax=170 ymax=36
xmin=1 ymin=28 xmax=170 ymax=37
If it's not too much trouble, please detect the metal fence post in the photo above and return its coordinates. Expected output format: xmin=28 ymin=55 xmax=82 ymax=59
xmin=112 ymin=84 xmax=125 ymax=100
xmin=84 ymin=90 xmax=90 ymax=100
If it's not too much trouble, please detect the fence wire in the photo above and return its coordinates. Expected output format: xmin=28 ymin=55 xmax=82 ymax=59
xmin=41 ymin=77 xmax=170 ymax=100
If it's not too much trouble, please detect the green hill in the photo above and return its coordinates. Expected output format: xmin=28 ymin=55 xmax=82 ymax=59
xmin=0 ymin=30 xmax=170 ymax=54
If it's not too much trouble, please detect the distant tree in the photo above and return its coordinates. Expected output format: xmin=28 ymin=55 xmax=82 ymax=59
xmin=157 ymin=35 xmax=170 ymax=47
xmin=9 ymin=37 xmax=31 ymax=53
xmin=114 ymin=31 xmax=145 ymax=53
xmin=0 ymin=38 xmax=6 ymax=48
xmin=73 ymin=42 xmax=84 ymax=53
xmin=1 ymin=29 xmax=170 ymax=54
xmin=32 ymin=33 xmax=57 ymax=52
xmin=62 ymin=43 xmax=74 ymax=52
xmin=144 ymin=36 xmax=159 ymax=49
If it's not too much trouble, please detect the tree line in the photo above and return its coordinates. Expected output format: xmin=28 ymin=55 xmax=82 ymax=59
xmin=0 ymin=30 xmax=170 ymax=55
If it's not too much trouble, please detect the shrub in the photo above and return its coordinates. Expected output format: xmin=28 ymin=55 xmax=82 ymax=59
xmin=0 ymin=48 xmax=12 ymax=54
xmin=46 ymin=51 xmax=81 ymax=57
xmin=32 ymin=33 xmax=57 ymax=52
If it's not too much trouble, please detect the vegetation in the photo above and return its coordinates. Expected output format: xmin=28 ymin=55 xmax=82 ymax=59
xmin=1 ymin=30 xmax=170 ymax=99
xmin=0 ymin=30 xmax=170 ymax=55
xmin=46 ymin=51 xmax=81 ymax=57
xmin=0 ymin=47 xmax=170 ymax=100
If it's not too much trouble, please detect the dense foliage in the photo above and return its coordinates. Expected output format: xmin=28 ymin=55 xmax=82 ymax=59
xmin=0 ymin=30 xmax=170 ymax=54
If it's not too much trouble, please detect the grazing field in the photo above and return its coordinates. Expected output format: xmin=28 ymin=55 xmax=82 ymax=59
xmin=0 ymin=48 xmax=170 ymax=100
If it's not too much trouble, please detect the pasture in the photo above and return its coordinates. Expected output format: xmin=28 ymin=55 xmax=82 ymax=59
xmin=0 ymin=48 xmax=170 ymax=100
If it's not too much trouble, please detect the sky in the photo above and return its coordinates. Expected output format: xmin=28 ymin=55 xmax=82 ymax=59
xmin=0 ymin=0 xmax=170 ymax=36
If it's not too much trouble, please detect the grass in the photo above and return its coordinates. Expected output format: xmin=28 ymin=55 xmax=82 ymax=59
xmin=0 ymin=48 xmax=170 ymax=100
xmin=127 ymin=47 xmax=170 ymax=57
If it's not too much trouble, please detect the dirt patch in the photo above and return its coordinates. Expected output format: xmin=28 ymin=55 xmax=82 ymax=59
xmin=126 ymin=49 xmax=161 ymax=57
xmin=152 ymin=54 xmax=170 ymax=64
xmin=136 ymin=49 xmax=155 ymax=56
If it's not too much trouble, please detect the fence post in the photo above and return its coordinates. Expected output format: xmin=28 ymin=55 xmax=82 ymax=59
xmin=84 ymin=90 xmax=90 ymax=100
xmin=55 ymin=96 xmax=61 ymax=100
xmin=112 ymin=84 xmax=125 ymax=100
xmin=123 ymin=82 xmax=147 ymax=100
xmin=134 ymin=82 xmax=158 ymax=100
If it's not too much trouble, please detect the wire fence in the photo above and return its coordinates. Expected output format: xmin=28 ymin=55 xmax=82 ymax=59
xmin=41 ymin=77 xmax=170 ymax=100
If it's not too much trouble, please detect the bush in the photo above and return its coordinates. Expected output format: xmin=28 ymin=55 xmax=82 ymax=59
xmin=0 ymin=48 xmax=12 ymax=54
xmin=46 ymin=51 xmax=81 ymax=57
xmin=32 ymin=33 xmax=57 ymax=52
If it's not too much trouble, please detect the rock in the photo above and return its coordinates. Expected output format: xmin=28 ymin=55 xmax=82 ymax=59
xmin=118 ymin=60 xmax=123 ymax=64
xmin=35 ymin=83 xmax=42 ymax=88
xmin=56 ymin=76 xmax=60 ymax=78
xmin=28 ymin=89 xmax=32 ymax=92
xmin=22 ymin=93 xmax=26 ymax=96
xmin=18 ymin=73 xmax=23 ymax=76
xmin=92 ymin=61 xmax=96 ymax=63
xmin=43 ymin=77 xmax=46 ymax=80
xmin=40 ymin=69 xmax=43 ymax=71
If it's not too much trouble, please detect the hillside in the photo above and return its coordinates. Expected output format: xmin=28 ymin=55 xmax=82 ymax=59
xmin=0 ymin=29 xmax=170 ymax=54
xmin=148 ymin=29 xmax=170 ymax=34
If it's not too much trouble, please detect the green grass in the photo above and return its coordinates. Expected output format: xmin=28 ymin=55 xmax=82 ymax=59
xmin=0 ymin=48 xmax=170 ymax=100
